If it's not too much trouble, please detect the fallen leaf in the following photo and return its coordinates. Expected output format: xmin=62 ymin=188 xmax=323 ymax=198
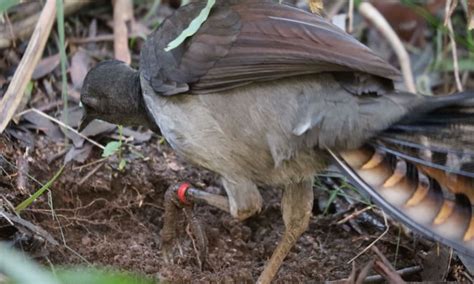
xmin=31 ymin=54 xmax=60 ymax=80
xmin=22 ymin=111 xmax=63 ymax=141
xmin=64 ymin=143 xmax=93 ymax=163
xmin=70 ymin=48 xmax=91 ymax=90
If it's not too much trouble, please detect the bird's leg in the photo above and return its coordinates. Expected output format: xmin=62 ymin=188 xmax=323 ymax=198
xmin=160 ymin=183 xmax=230 ymax=267
xmin=257 ymin=178 xmax=314 ymax=284
xmin=161 ymin=179 xmax=263 ymax=268
xmin=182 ymin=185 xmax=230 ymax=213
xmin=160 ymin=184 xmax=184 ymax=263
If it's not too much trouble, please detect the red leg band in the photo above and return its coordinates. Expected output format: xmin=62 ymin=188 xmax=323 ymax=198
xmin=177 ymin=182 xmax=191 ymax=205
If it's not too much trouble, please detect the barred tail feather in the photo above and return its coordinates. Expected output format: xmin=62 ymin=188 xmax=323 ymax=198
xmin=327 ymin=99 xmax=474 ymax=256
xmin=328 ymin=147 xmax=474 ymax=256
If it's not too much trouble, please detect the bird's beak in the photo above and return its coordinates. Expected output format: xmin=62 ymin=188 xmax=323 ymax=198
xmin=79 ymin=109 xmax=94 ymax=132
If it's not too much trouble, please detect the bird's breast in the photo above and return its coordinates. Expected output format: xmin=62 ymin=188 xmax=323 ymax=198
xmin=141 ymin=75 xmax=331 ymax=186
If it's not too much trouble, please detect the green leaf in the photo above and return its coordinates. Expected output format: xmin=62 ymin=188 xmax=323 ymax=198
xmin=15 ymin=165 xmax=65 ymax=213
xmin=0 ymin=0 xmax=19 ymax=14
xmin=118 ymin=159 xmax=127 ymax=171
xmin=102 ymin=141 xmax=121 ymax=158
xmin=164 ymin=0 xmax=216 ymax=52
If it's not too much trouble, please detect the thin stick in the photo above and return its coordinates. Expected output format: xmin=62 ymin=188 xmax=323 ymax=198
xmin=0 ymin=211 xmax=14 ymax=226
xmin=347 ymin=0 xmax=354 ymax=34
xmin=445 ymin=0 xmax=463 ymax=92
xmin=0 ymin=0 xmax=56 ymax=133
xmin=364 ymin=266 xmax=421 ymax=283
xmin=112 ymin=0 xmax=133 ymax=64
xmin=0 ymin=0 xmax=92 ymax=48
xmin=337 ymin=205 xmax=373 ymax=225
xmin=348 ymin=210 xmax=389 ymax=263
xmin=16 ymin=108 xmax=105 ymax=150
xmin=78 ymin=162 xmax=104 ymax=186
xmin=359 ymin=2 xmax=416 ymax=93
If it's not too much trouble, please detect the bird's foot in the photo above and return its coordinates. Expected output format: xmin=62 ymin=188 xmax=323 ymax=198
xmin=160 ymin=183 xmax=209 ymax=269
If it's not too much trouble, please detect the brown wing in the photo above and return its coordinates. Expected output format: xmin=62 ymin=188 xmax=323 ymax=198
xmin=140 ymin=0 xmax=401 ymax=95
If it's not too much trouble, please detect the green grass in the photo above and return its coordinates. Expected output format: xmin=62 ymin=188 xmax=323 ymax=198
xmin=56 ymin=0 xmax=68 ymax=130
xmin=314 ymin=172 xmax=372 ymax=215
xmin=15 ymin=165 xmax=65 ymax=213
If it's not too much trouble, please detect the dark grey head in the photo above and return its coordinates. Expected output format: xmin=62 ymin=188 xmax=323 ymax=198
xmin=80 ymin=60 xmax=157 ymax=131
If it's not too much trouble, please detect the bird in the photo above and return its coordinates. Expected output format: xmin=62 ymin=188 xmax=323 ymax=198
xmin=80 ymin=0 xmax=474 ymax=282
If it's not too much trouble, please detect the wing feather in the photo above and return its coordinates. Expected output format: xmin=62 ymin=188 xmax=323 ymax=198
xmin=140 ymin=1 xmax=400 ymax=95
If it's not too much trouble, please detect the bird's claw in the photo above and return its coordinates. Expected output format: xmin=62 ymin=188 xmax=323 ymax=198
xmin=160 ymin=183 xmax=209 ymax=269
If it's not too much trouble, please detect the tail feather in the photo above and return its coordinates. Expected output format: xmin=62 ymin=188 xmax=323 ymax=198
xmin=328 ymin=93 xmax=474 ymax=256
xmin=329 ymin=147 xmax=474 ymax=256
xmin=379 ymin=99 xmax=474 ymax=177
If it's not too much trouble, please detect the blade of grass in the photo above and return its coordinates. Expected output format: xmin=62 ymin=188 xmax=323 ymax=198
xmin=56 ymin=0 xmax=68 ymax=135
xmin=143 ymin=0 xmax=161 ymax=21
xmin=15 ymin=164 xmax=65 ymax=213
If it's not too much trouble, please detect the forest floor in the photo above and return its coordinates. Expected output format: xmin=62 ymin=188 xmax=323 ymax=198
xmin=0 ymin=0 xmax=472 ymax=283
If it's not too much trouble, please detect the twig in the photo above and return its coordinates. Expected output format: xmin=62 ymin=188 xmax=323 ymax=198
xmin=0 ymin=0 xmax=56 ymax=134
xmin=16 ymin=108 xmax=105 ymax=150
xmin=371 ymin=246 xmax=405 ymax=283
xmin=348 ymin=210 xmax=389 ymax=263
xmin=72 ymin=158 xmax=107 ymax=171
xmin=0 ymin=209 xmax=59 ymax=246
xmin=347 ymin=0 xmax=354 ymax=34
xmin=0 ymin=0 xmax=92 ymax=48
xmin=445 ymin=0 xmax=464 ymax=92
xmin=0 ymin=211 xmax=14 ymax=226
xmin=359 ymin=2 xmax=416 ymax=93
xmin=337 ymin=205 xmax=373 ymax=225
xmin=77 ymin=162 xmax=104 ymax=186
xmin=69 ymin=33 xmax=146 ymax=44
xmin=112 ymin=0 xmax=133 ymax=64
xmin=69 ymin=34 xmax=116 ymax=44
xmin=365 ymin=265 xmax=421 ymax=283
xmin=16 ymin=148 xmax=30 ymax=195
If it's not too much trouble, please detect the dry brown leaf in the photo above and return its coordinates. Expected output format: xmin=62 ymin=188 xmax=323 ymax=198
xmin=31 ymin=53 xmax=60 ymax=80
xmin=308 ymin=0 xmax=324 ymax=14
xmin=70 ymin=48 xmax=91 ymax=90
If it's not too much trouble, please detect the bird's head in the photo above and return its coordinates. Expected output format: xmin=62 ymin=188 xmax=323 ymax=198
xmin=79 ymin=60 xmax=151 ymax=131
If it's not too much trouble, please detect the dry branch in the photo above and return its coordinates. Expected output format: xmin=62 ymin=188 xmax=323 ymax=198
xmin=0 ymin=0 xmax=56 ymax=133
xmin=445 ymin=0 xmax=463 ymax=92
xmin=359 ymin=2 xmax=416 ymax=93
xmin=112 ymin=0 xmax=134 ymax=64
xmin=0 ymin=0 xmax=92 ymax=49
